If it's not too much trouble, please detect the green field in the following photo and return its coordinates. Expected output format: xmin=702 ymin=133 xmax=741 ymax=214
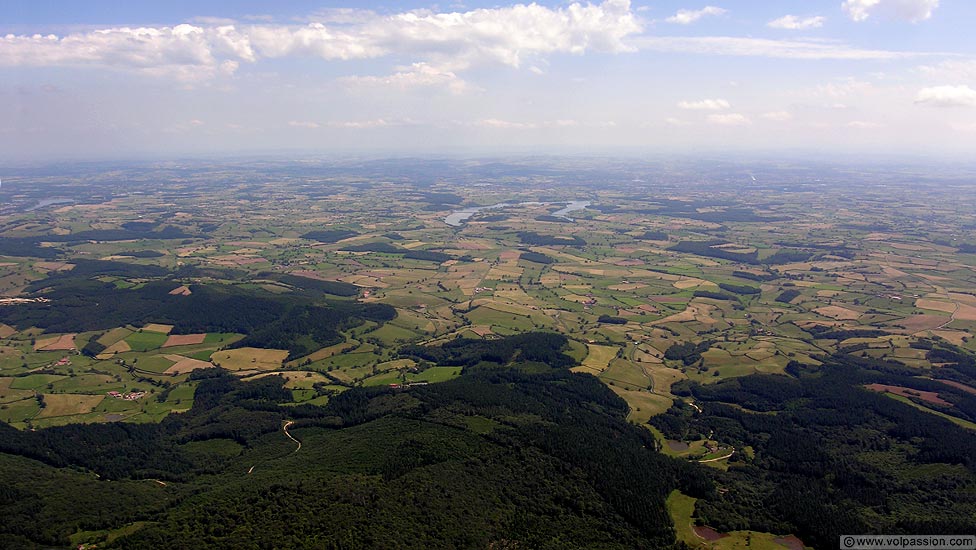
xmin=124 ymin=331 xmax=169 ymax=352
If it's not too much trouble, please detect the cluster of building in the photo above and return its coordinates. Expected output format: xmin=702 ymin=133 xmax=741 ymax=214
xmin=106 ymin=390 xmax=147 ymax=400
xmin=388 ymin=382 xmax=430 ymax=389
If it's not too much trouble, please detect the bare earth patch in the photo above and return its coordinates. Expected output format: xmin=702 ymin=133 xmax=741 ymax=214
xmin=34 ymin=261 xmax=75 ymax=272
xmin=168 ymin=285 xmax=192 ymax=296
xmin=901 ymin=314 xmax=950 ymax=333
xmin=162 ymin=334 xmax=206 ymax=347
xmin=865 ymin=384 xmax=951 ymax=406
xmin=935 ymin=379 xmax=976 ymax=395
xmin=35 ymin=334 xmax=77 ymax=351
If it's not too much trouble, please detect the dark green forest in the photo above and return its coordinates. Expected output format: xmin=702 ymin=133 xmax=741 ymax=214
xmin=652 ymin=350 xmax=976 ymax=549
xmin=0 ymin=333 xmax=706 ymax=549
xmin=0 ymin=263 xmax=394 ymax=360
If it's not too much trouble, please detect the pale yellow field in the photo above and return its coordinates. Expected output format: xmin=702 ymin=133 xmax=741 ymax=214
xmin=142 ymin=323 xmax=174 ymax=334
xmin=608 ymin=386 xmax=673 ymax=424
xmin=164 ymin=355 xmax=214 ymax=375
xmin=37 ymin=393 xmax=104 ymax=418
xmin=915 ymin=299 xmax=956 ymax=314
xmin=211 ymin=347 xmax=289 ymax=372
xmin=653 ymin=302 xmax=719 ymax=325
xmin=0 ymin=324 xmax=16 ymax=338
xmin=646 ymin=364 xmax=685 ymax=394
xmin=97 ymin=327 xmax=133 ymax=346
xmin=581 ymin=344 xmax=617 ymax=372
xmin=0 ymin=377 xmax=34 ymax=403
xmin=288 ymin=341 xmax=357 ymax=366
xmin=813 ymin=306 xmax=861 ymax=320
xmin=928 ymin=330 xmax=971 ymax=345
xmin=97 ymin=339 xmax=132 ymax=359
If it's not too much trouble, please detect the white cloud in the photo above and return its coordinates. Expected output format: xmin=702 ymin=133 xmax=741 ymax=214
xmin=288 ymin=121 xmax=320 ymax=128
xmin=707 ymin=113 xmax=750 ymax=125
xmin=475 ymin=118 xmax=580 ymax=129
xmin=847 ymin=120 xmax=882 ymax=128
xmin=665 ymin=117 xmax=690 ymax=126
xmin=339 ymin=63 xmax=472 ymax=94
xmin=632 ymin=36 xmax=930 ymax=60
xmin=915 ymin=85 xmax=976 ymax=107
xmin=0 ymin=24 xmax=253 ymax=82
xmin=665 ymin=6 xmax=727 ymax=25
xmin=917 ymin=59 xmax=976 ymax=83
xmin=677 ymin=98 xmax=730 ymax=110
xmin=767 ymin=15 xmax=826 ymax=30
xmin=814 ymin=78 xmax=874 ymax=98
xmin=164 ymin=119 xmax=208 ymax=133
xmin=761 ymin=111 xmax=793 ymax=121
xmin=0 ymin=0 xmax=641 ymax=85
xmin=327 ymin=119 xmax=396 ymax=129
xmin=843 ymin=0 xmax=939 ymax=23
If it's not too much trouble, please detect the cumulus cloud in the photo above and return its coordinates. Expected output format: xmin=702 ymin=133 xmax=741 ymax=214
xmin=707 ymin=113 xmax=750 ymax=125
xmin=288 ymin=120 xmax=321 ymax=128
xmin=0 ymin=0 xmax=641 ymax=86
xmin=665 ymin=6 xmax=727 ymax=24
xmin=843 ymin=0 xmax=939 ymax=23
xmin=767 ymin=15 xmax=826 ymax=30
xmin=0 ymin=24 xmax=253 ymax=82
xmin=677 ymin=98 xmax=730 ymax=110
xmin=915 ymin=85 xmax=976 ymax=107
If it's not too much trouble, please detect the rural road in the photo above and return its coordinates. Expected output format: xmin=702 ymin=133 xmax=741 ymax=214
xmin=245 ymin=421 xmax=301 ymax=476
xmin=699 ymin=448 xmax=735 ymax=463
xmin=283 ymin=420 xmax=301 ymax=453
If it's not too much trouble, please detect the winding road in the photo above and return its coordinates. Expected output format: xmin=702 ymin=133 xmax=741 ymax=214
xmin=282 ymin=420 xmax=301 ymax=453
xmin=246 ymin=420 xmax=302 ymax=475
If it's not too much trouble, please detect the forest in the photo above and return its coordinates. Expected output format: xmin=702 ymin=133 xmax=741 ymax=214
xmin=0 ymin=333 xmax=708 ymax=549
xmin=0 ymin=263 xmax=395 ymax=359
xmin=652 ymin=350 xmax=976 ymax=549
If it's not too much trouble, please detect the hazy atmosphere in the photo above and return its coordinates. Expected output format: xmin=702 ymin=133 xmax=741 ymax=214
xmin=4 ymin=0 xmax=976 ymax=160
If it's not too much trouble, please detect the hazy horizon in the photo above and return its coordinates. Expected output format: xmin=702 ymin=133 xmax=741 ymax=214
xmin=4 ymin=0 xmax=976 ymax=161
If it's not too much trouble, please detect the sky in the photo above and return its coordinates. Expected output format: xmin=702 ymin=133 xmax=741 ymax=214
xmin=2 ymin=0 xmax=976 ymax=161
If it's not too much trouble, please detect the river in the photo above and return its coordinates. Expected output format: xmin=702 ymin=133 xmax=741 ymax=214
xmin=444 ymin=200 xmax=590 ymax=227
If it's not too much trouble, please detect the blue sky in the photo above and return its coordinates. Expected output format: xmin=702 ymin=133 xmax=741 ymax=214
xmin=2 ymin=0 xmax=975 ymax=160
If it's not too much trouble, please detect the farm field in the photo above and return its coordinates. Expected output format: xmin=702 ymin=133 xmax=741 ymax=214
xmin=0 ymin=158 xmax=974 ymax=435
xmin=0 ymin=158 xmax=974 ymax=548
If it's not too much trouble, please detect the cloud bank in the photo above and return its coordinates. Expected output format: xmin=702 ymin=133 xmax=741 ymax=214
xmin=0 ymin=1 xmax=641 ymax=84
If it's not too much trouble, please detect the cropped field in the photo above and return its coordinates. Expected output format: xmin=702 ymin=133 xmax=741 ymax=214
xmin=37 ymin=393 xmax=105 ymax=418
xmin=211 ymin=348 xmax=289 ymax=372
xmin=124 ymin=331 xmax=169 ymax=352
